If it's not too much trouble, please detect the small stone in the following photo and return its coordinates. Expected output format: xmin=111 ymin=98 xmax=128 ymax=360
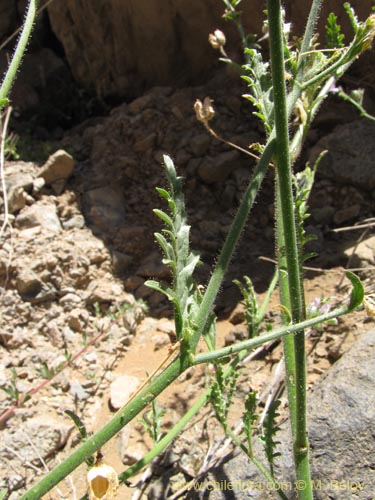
xmin=37 ymin=149 xmax=74 ymax=185
xmin=124 ymin=275 xmax=144 ymax=291
xmin=7 ymin=186 xmax=28 ymax=213
xmin=32 ymin=177 xmax=45 ymax=195
xmin=190 ymin=134 xmax=210 ymax=156
xmin=333 ymin=204 xmax=361 ymax=225
xmin=112 ymin=251 xmax=133 ymax=274
xmin=16 ymin=270 xmax=42 ymax=298
xmin=85 ymin=187 xmax=125 ymax=230
xmin=62 ymin=215 xmax=85 ymax=230
xmin=151 ymin=333 xmax=171 ymax=351
xmin=198 ymin=150 xmax=246 ymax=183
xmin=344 ymin=235 xmax=375 ymax=268
xmin=2 ymin=416 xmax=71 ymax=463
xmin=134 ymin=132 xmax=156 ymax=153
xmin=16 ymin=204 xmax=62 ymax=233
xmin=121 ymin=443 xmax=148 ymax=465
xmin=86 ymin=280 xmax=126 ymax=304
xmin=109 ymin=375 xmax=140 ymax=410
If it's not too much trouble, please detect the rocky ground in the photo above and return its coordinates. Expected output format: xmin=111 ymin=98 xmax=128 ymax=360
xmin=0 ymin=69 xmax=375 ymax=499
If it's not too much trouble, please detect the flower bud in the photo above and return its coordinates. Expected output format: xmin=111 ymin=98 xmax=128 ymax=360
xmin=208 ymin=29 xmax=226 ymax=50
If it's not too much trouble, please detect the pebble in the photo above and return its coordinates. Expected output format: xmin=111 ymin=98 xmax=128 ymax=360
xmin=109 ymin=375 xmax=141 ymax=410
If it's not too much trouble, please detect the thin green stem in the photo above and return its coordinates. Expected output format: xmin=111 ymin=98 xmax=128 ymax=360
xmin=119 ymin=392 xmax=209 ymax=482
xmin=192 ymin=305 xmax=349 ymax=366
xmin=267 ymin=1 xmax=312 ymax=498
xmin=19 ymin=357 xmax=185 ymax=500
xmin=20 ymin=132 xmax=275 ymax=500
xmin=275 ymin=183 xmax=297 ymax=440
xmin=226 ymin=428 xmax=289 ymax=500
xmin=0 ymin=0 xmax=39 ymax=107
xmin=190 ymin=138 xmax=276 ymax=352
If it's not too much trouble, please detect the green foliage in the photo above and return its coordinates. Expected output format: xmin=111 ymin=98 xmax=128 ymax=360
xmin=65 ymin=410 xmax=95 ymax=467
xmin=260 ymin=399 xmax=282 ymax=477
xmin=242 ymin=49 xmax=274 ymax=134
xmin=326 ymin=13 xmax=345 ymax=48
xmin=146 ymin=155 xmax=216 ymax=352
xmin=347 ymin=271 xmax=365 ymax=311
xmin=36 ymin=361 xmax=56 ymax=380
xmin=138 ymin=399 xmax=166 ymax=444
xmin=210 ymin=364 xmax=239 ymax=433
xmin=243 ymin=391 xmax=258 ymax=455
xmin=233 ymin=276 xmax=260 ymax=338
xmin=4 ymin=129 xmax=19 ymax=160
xmin=0 ymin=368 xmax=30 ymax=404
xmin=0 ymin=489 xmax=8 ymax=500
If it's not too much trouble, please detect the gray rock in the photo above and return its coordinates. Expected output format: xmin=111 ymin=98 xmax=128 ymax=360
xmin=109 ymin=375 xmax=140 ymax=410
xmin=0 ymin=416 xmax=71 ymax=465
xmin=344 ymin=235 xmax=375 ymax=268
xmin=15 ymin=204 xmax=62 ymax=233
xmin=333 ymin=204 xmax=361 ymax=225
xmin=37 ymin=149 xmax=74 ymax=186
xmin=310 ymin=119 xmax=375 ymax=191
xmin=86 ymin=279 xmax=126 ymax=305
xmin=16 ymin=270 xmax=42 ymax=298
xmin=189 ymin=328 xmax=375 ymax=499
xmin=62 ymin=214 xmax=85 ymax=230
xmin=198 ymin=150 xmax=248 ymax=183
xmin=111 ymin=250 xmax=133 ymax=274
xmin=3 ymin=161 xmax=37 ymax=213
xmin=84 ymin=186 xmax=125 ymax=230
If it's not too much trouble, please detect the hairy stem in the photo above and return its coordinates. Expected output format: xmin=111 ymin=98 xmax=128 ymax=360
xmin=0 ymin=0 xmax=39 ymax=107
xmin=267 ymin=1 xmax=312 ymax=498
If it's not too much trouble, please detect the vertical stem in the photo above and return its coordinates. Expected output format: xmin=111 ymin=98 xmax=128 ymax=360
xmin=275 ymin=184 xmax=297 ymax=439
xmin=267 ymin=1 xmax=312 ymax=499
xmin=0 ymin=0 xmax=39 ymax=106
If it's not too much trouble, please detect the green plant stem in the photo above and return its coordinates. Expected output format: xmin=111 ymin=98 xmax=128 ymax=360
xmin=275 ymin=184 xmax=297 ymax=440
xmin=19 ymin=356 xmax=185 ymax=500
xmin=119 ymin=392 xmax=209 ymax=484
xmin=267 ymin=1 xmax=312 ymax=498
xmin=20 ymin=270 xmax=361 ymax=499
xmin=226 ymin=428 xmax=288 ymax=500
xmin=20 ymin=121 xmax=275 ymax=500
xmin=0 ymin=0 xmax=39 ymax=107
xmin=338 ymin=89 xmax=375 ymax=121
xmin=190 ymin=137 xmax=276 ymax=352
xmin=192 ymin=304 xmax=350 ymax=366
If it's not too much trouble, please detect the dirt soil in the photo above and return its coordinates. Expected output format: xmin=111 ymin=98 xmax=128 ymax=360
xmin=0 ymin=68 xmax=374 ymax=500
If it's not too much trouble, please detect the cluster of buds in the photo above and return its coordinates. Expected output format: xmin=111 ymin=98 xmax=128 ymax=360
xmin=194 ymin=97 xmax=215 ymax=125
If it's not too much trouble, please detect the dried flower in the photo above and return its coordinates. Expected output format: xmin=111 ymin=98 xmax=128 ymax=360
xmin=364 ymin=294 xmax=375 ymax=317
xmin=194 ymin=97 xmax=215 ymax=124
xmin=87 ymin=463 xmax=119 ymax=500
xmin=208 ymin=29 xmax=226 ymax=50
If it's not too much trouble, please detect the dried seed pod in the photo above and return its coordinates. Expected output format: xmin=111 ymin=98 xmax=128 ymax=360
xmin=87 ymin=463 xmax=119 ymax=500
xmin=194 ymin=97 xmax=215 ymax=124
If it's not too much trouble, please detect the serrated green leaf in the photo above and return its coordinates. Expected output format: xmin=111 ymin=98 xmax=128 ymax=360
xmin=326 ymin=13 xmax=345 ymax=48
xmin=346 ymin=271 xmax=364 ymax=311
xmin=344 ymin=2 xmax=359 ymax=32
